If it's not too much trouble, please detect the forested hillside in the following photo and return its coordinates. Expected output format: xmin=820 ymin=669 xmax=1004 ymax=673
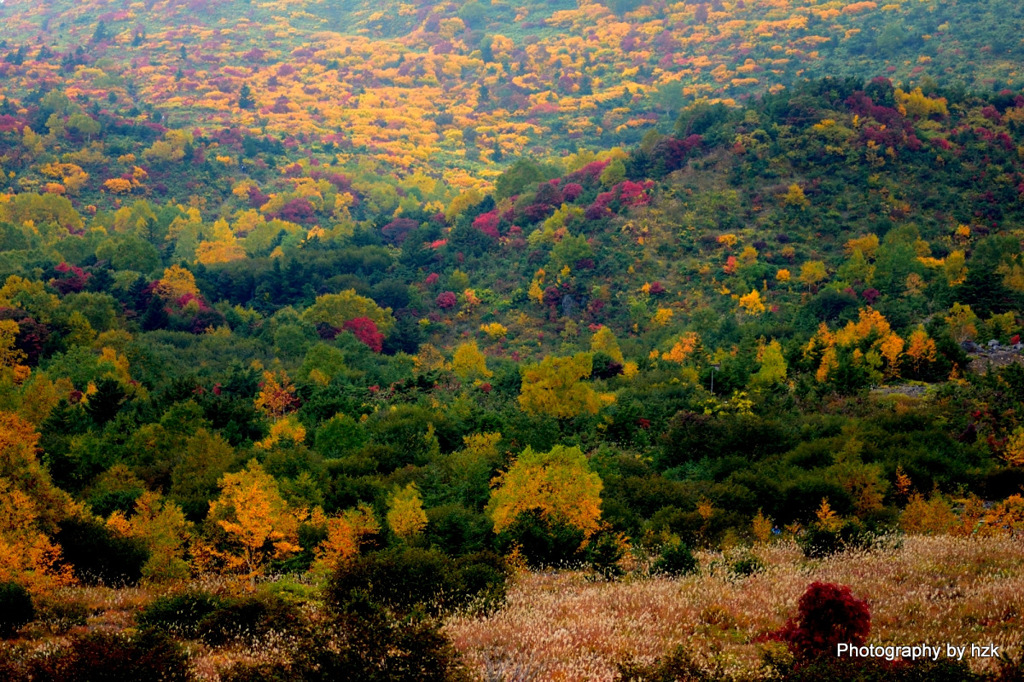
xmin=1 ymin=0 xmax=1023 ymax=189
xmin=0 ymin=0 xmax=1023 ymax=680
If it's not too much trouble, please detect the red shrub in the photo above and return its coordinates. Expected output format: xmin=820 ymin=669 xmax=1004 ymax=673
xmin=436 ymin=291 xmax=457 ymax=309
xmin=617 ymin=180 xmax=653 ymax=206
xmin=51 ymin=262 xmax=91 ymax=294
xmin=247 ymin=185 xmax=270 ymax=208
xmin=472 ymin=210 xmax=500 ymax=239
xmin=776 ymin=582 xmax=870 ymax=660
xmin=343 ymin=317 xmax=383 ymax=353
xmin=381 ymin=218 xmax=418 ymax=245
xmin=277 ymin=198 xmax=315 ymax=224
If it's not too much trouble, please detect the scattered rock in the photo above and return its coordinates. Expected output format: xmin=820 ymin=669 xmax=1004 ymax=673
xmin=964 ymin=340 xmax=1024 ymax=374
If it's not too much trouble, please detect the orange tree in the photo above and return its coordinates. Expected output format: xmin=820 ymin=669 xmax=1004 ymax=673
xmin=204 ymin=460 xmax=304 ymax=580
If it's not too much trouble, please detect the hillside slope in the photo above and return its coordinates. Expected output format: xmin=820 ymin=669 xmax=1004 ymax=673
xmin=0 ymin=3 xmax=1022 ymax=678
xmin=1 ymin=0 xmax=1022 ymax=187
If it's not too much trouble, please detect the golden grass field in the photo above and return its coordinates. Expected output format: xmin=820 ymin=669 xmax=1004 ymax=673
xmin=446 ymin=536 xmax=1024 ymax=681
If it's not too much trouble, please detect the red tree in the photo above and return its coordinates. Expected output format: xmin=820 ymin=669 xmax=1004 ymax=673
xmin=776 ymin=582 xmax=871 ymax=660
xmin=343 ymin=316 xmax=383 ymax=353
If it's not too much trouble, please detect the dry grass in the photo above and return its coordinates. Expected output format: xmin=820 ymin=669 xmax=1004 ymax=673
xmin=7 ymin=536 xmax=1022 ymax=681
xmin=445 ymin=535 xmax=1024 ymax=681
xmin=6 ymin=576 xmax=309 ymax=681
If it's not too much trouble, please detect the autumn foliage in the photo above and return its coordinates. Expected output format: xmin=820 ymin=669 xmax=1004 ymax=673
xmin=487 ymin=445 xmax=604 ymax=540
xmin=518 ymin=354 xmax=605 ymax=418
xmin=775 ymin=582 xmax=871 ymax=660
xmin=343 ymin=317 xmax=383 ymax=353
xmin=205 ymin=461 xmax=303 ymax=580
xmin=0 ymin=0 xmax=1022 ymax=669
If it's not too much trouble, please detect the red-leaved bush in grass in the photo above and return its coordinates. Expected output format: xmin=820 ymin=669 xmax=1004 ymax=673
xmin=775 ymin=582 xmax=871 ymax=660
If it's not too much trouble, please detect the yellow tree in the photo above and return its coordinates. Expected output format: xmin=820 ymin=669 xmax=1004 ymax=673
xmin=256 ymin=414 xmax=306 ymax=450
xmin=662 ymin=331 xmax=700 ymax=363
xmin=899 ymin=493 xmax=958 ymax=534
xmin=739 ymin=246 xmax=758 ymax=266
xmin=806 ymin=308 xmax=899 ymax=384
xmin=905 ymin=326 xmax=937 ymax=373
xmin=448 ymin=431 xmax=503 ymax=474
xmin=1004 ymin=427 xmax=1024 ymax=468
xmin=312 ymin=504 xmax=379 ymax=573
xmin=997 ymin=257 xmax=1024 ymax=292
xmin=814 ymin=498 xmax=841 ymax=531
xmin=108 ymin=492 xmax=192 ymax=582
xmin=894 ymin=466 xmax=913 ymax=502
xmin=751 ymin=338 xmax=787 ymax=386
xmin=486 ymin=444 xmax=603 ymax=539
xmin=783 ymin=183 xmax=809 ymax=207
xmin=0 ymin=320 xmax=26 ymax=368
xmin=446 ymin=188 xmax=485 ymax=221
xmin=414 ymin=343 xmax=449 ymax=373
xmin=452 ymin=340 xmax=492 ymax=381
xmin=752 ymin=509 xmax=773 ymax=544
xmin=0 ymin=319 xmax=29 ymax=384
xmin=386 ymin=483 xmax=428 ymax=539
xmin=0 ymin=276 xmax=59 ymax=321
xmin=590 ymin=326 xmax=624 ymax=364
xmin=844 ymin=234 xmax=880 ymax=259
xmin=944 ymin=250 xmax=967 ymax=286
xmin=978 ymin=495 xmax=1024 ymax=536
xmin=895 ymin=87 xmax=948 ymax=118
xmin=480 ymin=322 xmax=508 ymax=340
xmin=17 ymin=371 xmax=72 ymax=425
xmin=255 ymin=370 xmax=299 ymax=419
xmin=302 ymin=290 xmax=394 ymax=335
xmin=196 ymin=234 xmax=246 ymax=265
xmin=155 ymin=264 xmax=200 ymax=300
xmin=946 ymin=303 xmax=979 ymax=344
xmin=879 ymin=333 xmax=904 ymax=380
xmin=519 ymin=353 xmax=604 ymax=418
xmin=987 ymin=312 xmax=1016 ymax=341
xmin=0 ymin=480 xmax=75 ymax=593
xmin=816 ymin=346 xmax=839 ymax=383
xmin=799 ymin=260 xmax=827 ymax=291
xmin=103 ymin=178 xmax=133 ymax=194
xmin=738 ymin=289 xmax=765 ymax=315
xmin=528 ymin=279 xmax=545 ymax=304
xmin=653 ymin=308 xmax=674 ymax=326
xmin=0 ymin=412 xmax=72 ymax=532
xmin=206 ymin=460 xmax=303 ymax=580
